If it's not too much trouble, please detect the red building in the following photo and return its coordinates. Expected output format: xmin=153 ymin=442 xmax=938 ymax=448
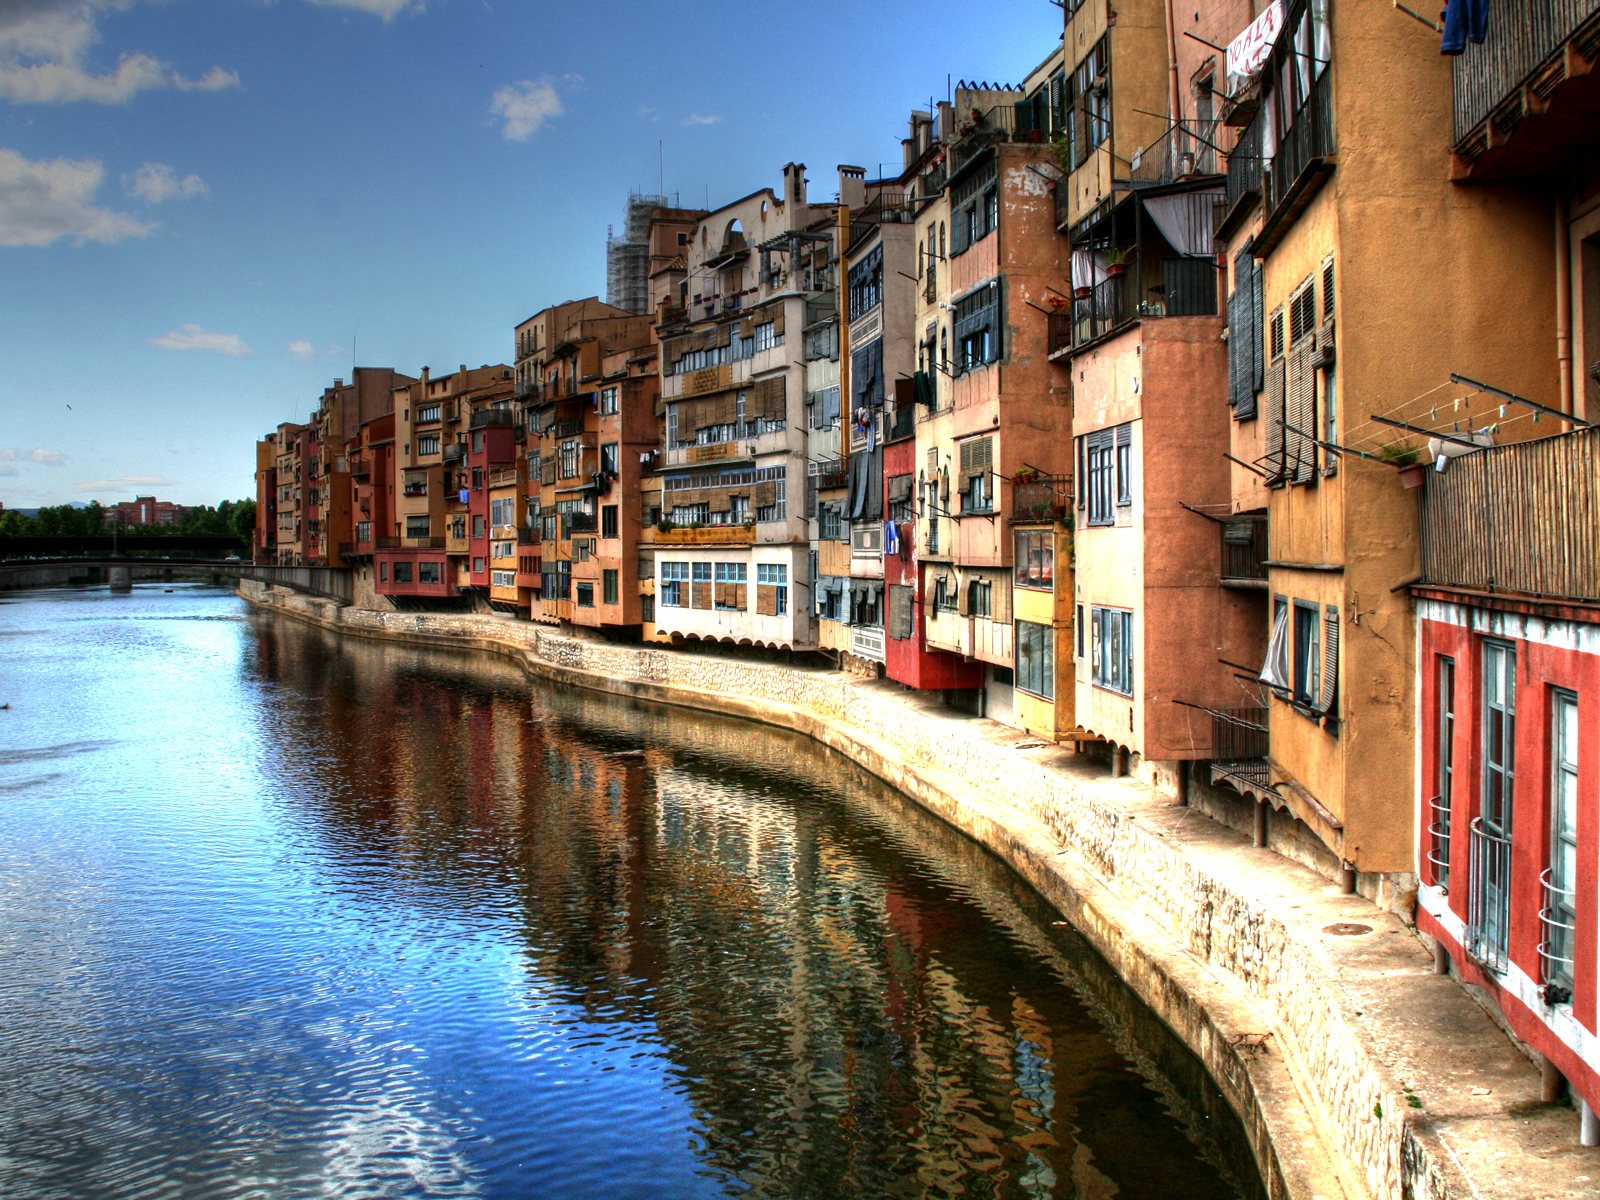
xmin=105 ymin=495 xmax=188 ymax=527
xmin=1415 ymin=429 xmax=1600 ymax=1139
xmin=882 ymin=409 xmax=982 ymax=692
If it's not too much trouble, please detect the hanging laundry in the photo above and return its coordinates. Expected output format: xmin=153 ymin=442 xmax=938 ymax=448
xmin=1440 ymin=0 xmax=1488 ymax=55
xmin=884 ymin=520 xmax=899 ymax=556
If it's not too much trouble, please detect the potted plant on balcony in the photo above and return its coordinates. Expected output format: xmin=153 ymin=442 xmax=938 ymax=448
xmin=1377 ymin=442 xmax=1427 ymax=488
xmin=1103 ymin=247 xmax=1129 ymax=279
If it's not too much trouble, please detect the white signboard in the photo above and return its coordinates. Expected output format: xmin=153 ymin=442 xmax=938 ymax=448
xmin=1226 ymin=0 xmax=1284 ymax=79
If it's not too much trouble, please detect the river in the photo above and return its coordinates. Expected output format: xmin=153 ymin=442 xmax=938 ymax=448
xmin=0 ymin=582 xmax=1262 ymax=1199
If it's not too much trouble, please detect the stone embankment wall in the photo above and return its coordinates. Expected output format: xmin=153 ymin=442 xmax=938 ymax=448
xmin=242 ymin=583 xmax=1464 ymax=1200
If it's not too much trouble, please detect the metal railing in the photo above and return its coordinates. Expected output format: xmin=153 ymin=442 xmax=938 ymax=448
xmin=1047 ymin=311 xmax=1072 ymax=356
xmin=1420 ymin=425 xmax=1600 ymax=602
xmin=1224 ymin=108 xmax=1265 ymax=228
xmin=1537 ymin=867 xmax=1576 ymax=994
xmin=1267 ymin=68 xmax=1334 ymax=214
xmin=1011 ymin=475 xmax=1070 ymax=524
xmin=1426 ymin=794 xmax=1452 ymax=892
xmin=1452 ymin=0 xmax=1596 ymax=145
xmin=1221 ymin=517 xmax=1268 ymax=582
xmin=1466 ymin=817 xmax=1512 ymax=974
xmin=469 ymin=407 xmax=515 ymax=429
xmin=562 ymin=511 xmax=597 ymax=537
xmin=948 ymin=102 xmax=1019 ymax=175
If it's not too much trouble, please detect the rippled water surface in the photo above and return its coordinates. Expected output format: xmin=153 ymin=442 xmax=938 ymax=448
xmin=0 ymin=584 xmax=1262 ymax=1199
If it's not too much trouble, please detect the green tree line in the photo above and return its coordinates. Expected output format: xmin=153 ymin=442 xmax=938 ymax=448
xmin=0 ymin=500 xmax=256 ymax=540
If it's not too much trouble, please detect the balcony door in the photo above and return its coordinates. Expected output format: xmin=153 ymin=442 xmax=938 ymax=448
xmin=1469 ymin=641 xmax=1515 ymax=972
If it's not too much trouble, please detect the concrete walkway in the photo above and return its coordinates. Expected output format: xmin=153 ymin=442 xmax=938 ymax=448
xmin=243 ymin=587 xmax=1597 ymax=1199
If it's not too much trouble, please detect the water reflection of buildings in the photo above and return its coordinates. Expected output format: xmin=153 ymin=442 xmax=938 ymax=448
xmin=247 ymin=616 xmax=1258 ymax=1198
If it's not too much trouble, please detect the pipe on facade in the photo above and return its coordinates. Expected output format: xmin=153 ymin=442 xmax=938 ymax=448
xmin=1558 ymin=194 xmax=1574 ymax=416
xmin=1164 ymin=0 xmax=1183 ymax=163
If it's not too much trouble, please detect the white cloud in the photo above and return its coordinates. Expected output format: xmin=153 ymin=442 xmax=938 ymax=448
xmin=288 ymin=339 xmax=316 ymax=361
xmin=27 ymin=447 xmax=66 ymax=465
xmin=0 ymin=2 xmax=239 ymax=105
xmin=304 ymin=0 xmax=419 ymax=17
xmin=682 ymin=113 xmax=722 ymax=126
xmin=148 ymin=323 xmax=251 ymax=357
xmin=125 ymin=161 xmax=207 ymax=204
xmin=0 ymin=147 xmax=153 ymax=246
xmin=74 ymin=474 xmax=171 ymax=494
xmin=490 ymin=78 xmax=561 ymax=141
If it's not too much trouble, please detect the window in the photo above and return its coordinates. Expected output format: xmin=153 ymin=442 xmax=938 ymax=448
xmin=757 ymin=563 xmax=787 ymax=616
xmin=953 ymin=281 xmax=1000 ymax=372
xmin=417 ymin=433 xmax=440 ymax=456
xmin=1471 ymin=640 xmax=1516 ymax=972
xmin=472 ymin=557 xmax=485 ymax=574
xmin=714 ymin=561 xmax=747 ymax=610
xmin=599 ymin=386 xmax=619 ymax=415
xmin=808 ymin=385 xmax=841 ymax=429
xmin=1547 ymin=689 xmax=1578 ymax=993
xmin=949 ymin=160 xmax=997 ymax=256
xmin=472 ymin=514 xmax=484 ymax=539
xmin=492 ymin=569 xmax=516 ymax=588
xmin=417 ymin=404 xmax=441 ymax=423
xmin=603 ymin=569 xmax=618 ymax=605
xmin=576 ymin=582 xmax=594 ymax=607
xmin=406 ymin=515 xmax=431 ymax=539
xmin=490 ymin=497 xmax=515 ymax=530
xmin=819 ymin=503 xmax=842 ymax=542
xmin=600 ymin=443 xmax=619 ymax=476
xmin=959 ymin=437 xmax=993 ymax=514
xmin=417 ymin=561 xmax=438 ymax=584
xmin=804 ymin=320 xmax=838 ymax=363
xmin=1228 ymin=250 xmax=1264 ymax=419
xmin=491 ymin=540 xmax=514 ymax=558
xmin=691 ymin=561 xmax=712 ymax=609
xmin=1083 ymin=429 xmax=1114 ymax=526
xmin=966 ymin=578 xmax=991 ymax=618
xmin=660 ymin=561 xmax=687 ymax=607
xmin=851 ymin=338 xmax=884 ymax=412
xmin=1292 ymin=601 xmax=1321 ymax=708
xmin=888 ymin=584 xmax=914 ymax=639
xmin=1016 ymin=620 xmax=1054 ymax=700
xmin=379 ymin=561 xmax=387 ymax=582
xmin=559 ymin=440 xmax=581 ymax=479
xmin=1015 ymin=530 xmax=1053 ymax=589
xmin=1091 ymin=606 xmax=1133 ymax=695
xmin=392 ymin=562 xmax=413 ymax=583
xmin=848 ymin=244 xmax=883 ymax=321
xmin=933 ymin=575 xmax=957 ymax=613
xmin=754 ymin=321 xmax=778 ymax=352
xmin=602 ymin=506 xmax=618 ymax=539
xmin=1115 ymin=424 xmax=1132 ymax=507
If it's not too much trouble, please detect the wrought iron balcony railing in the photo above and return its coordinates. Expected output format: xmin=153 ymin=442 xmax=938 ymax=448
xmin=1465 ymin=817 xmax=1512 ymax=975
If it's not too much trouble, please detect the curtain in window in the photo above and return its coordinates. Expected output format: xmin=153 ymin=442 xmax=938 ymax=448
xmin=1141 ymin=191 xmax=1224 ymax=258
xmin=1260 ymin=603 xmax=1290 ymax=690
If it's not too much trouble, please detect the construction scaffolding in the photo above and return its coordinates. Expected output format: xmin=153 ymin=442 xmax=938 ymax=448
xmin=605 ymin=193 xmax=668 ymax=314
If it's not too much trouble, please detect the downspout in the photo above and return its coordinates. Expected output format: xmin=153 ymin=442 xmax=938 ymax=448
xmin=1165 ymin=0 xmax=1184 ymax=160
xmin=1557 ymin=193 xmax=1574 ymax=415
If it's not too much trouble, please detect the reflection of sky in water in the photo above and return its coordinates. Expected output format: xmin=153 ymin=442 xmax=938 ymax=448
xmin=0 ymin=585 xmax=1258 ymax=1200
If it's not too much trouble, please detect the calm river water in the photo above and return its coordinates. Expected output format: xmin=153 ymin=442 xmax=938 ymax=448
xmin=0 ymin=583 xmax=1263 ymax=1199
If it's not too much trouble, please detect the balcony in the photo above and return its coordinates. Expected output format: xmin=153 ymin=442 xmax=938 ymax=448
xmin=663 ymin=440 xmax=756 ymax=468
xmin=1451 ymin=0 xmax=1600 ymax=177
xmin=1419 ymin=426 xmax=1600 ymax=602
xmin=561 ymin=511 xmax=597 ymax=537
xmin=375 ymin=536 xmax=446 ymax=549
xmin=1220 ymin=516 xmax=1268 ymax=586
xmin=470 ymin=407 xmax=515 ymax=429
xmin=1255 ymin=68 xmax=1334 ymax=254
xmin=442 ymin=442 xmax=467 ymax=466
xmin=948 ymin=101 xmax=1031 ymax=177
xmin=1010 ymin=475 xmax=1071 ymax=525
xmin=1206 ymin=707 xmax=1270 ymax=792
xmin=1068 ymin=255 xmax=1218 ymax=349
xmin=402 ymin=483 xmax=428 ymax=498
xmin=849 ymin=624 xmax=886 ymax=663
xmin=640 ymin=523 xmax=757 ymax=548
xmin=1537 ymin=868 xmax=1576 ymax=1000
xmin=1465 ymin=817 xmax=1512 ymax=975
xmin=488 ymin=466 xmax=517 ymax=488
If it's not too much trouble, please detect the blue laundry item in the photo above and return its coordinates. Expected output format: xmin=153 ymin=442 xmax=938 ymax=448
xmin=1440 ymin=0 xmax=1487 ymax=55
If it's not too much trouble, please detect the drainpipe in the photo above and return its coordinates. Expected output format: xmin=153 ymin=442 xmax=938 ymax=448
xmin=1164 ymin=0 xmax=1184 ymax=162
xmin=1557 ymin=194 xmax=1574 ymax=416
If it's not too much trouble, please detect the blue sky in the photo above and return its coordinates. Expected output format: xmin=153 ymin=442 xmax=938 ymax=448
xmin=1 ymin=0 xmax=1063 ymax=508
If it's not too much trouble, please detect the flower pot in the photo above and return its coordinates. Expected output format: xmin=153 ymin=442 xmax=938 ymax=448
xmin=1074 ymin=287 xmax=1093 ymax=300
xmin=1398 ymin=463 xmax=1427 ymax=489
xmin=1106 ymin=263 xmax=1126 ymax=279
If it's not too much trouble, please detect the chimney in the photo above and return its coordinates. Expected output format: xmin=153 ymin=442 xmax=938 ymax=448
xmin=782 ymin=161 xmax=807 ymax=208
xmin=837 ymin=165 xmax=867 ymax=212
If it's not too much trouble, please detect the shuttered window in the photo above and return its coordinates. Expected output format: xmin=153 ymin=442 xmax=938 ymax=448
xmin=1264 ymin=307 xmax=1287 ymax=481
xmin=1228 ymin=250 xmax=1261 ymax=418
xmin=888 ymin=584 xmax=914 ymax=640
xmin=1317 ymin=606 xmax=1339 ymax=717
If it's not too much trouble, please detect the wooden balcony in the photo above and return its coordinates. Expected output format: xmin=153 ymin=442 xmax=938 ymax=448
xmin=639 ymin=523 xmax=756 ymax=548
xmin=1451 ymin=0 xmax=1600 ymax=177
xmin=1419 ymin=426 xmax=1600 ymax=602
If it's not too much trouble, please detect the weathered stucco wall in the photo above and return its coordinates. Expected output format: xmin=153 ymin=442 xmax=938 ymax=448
xmin=242 ymin=581 xmax=1493 ymax=1200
